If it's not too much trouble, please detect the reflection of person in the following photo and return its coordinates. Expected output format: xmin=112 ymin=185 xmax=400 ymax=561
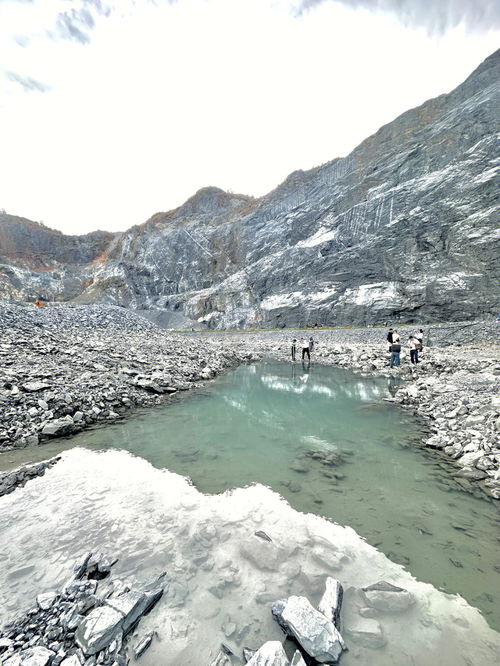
xmin=300 ymin=338 xmax=310 ymax=360
xmin=291 ymin=338 xmax=297 ymax=361
xmin=387 ymin=376 xmax=398 ymax=397
xmin=300 ymin=360 xmax=310 ymax=381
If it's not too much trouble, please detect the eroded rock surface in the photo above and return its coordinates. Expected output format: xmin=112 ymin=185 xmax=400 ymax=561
xmin=1 ymin=50 xmax=499 ymax=328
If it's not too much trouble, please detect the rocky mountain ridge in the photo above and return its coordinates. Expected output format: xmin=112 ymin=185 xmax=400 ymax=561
xmin=0 ymin=49 xmax=498 ymax=329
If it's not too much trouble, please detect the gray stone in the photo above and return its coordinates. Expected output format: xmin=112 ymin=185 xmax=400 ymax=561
xmin=272 ymin=596 xmax=345 ymax=663
xmin=209 ymin=652 xmax=232 ymax=666
xmin=290 ymin=651 xmax=307 ymax=666
xmin=106 ymin=591 xmax=149 ymax=634
xmin=41 ymin=416 xmax=74 ymax=437
xmin=318 ymin=577 xmax=343 ymax=628
xmin=20 ymin=647 xmax=55 ymax=666
xmin=345 ymin=617 xmax=386 ymax=648
xmin=242 ymin=648 xmax=257 ymax=662
xmin=361 ymin=581 xmax=414 ymax=612
xmin=75 ymin=605 xmax=124 ymax=655
xmin=60 ymin=657 xmax=82 ymax=666
xmin=22 ymin=382 xmax=52 ymax=392
xmin=134 ymin=632 xmax=154 ymax=659
xmin=36 ymin=592 xmax=58 ymax=610
xmin=246 ymin=641 xmax=289 ymax=666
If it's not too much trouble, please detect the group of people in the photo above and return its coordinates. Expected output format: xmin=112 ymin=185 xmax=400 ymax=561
xmin=387 ymin=328 xmax=424 ymax=367
xmin=291 ymin=336 xmax=314 ymax=361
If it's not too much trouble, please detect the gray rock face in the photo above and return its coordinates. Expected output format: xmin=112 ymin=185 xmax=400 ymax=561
xmin=272 ymin=595 xmax=346 ymax=663
xmin=1 ymin=50 xmax=499 ymax=328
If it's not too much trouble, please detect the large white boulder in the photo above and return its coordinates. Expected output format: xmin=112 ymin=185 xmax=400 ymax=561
xmin=272 ymin=595 xmax=345 ymax=663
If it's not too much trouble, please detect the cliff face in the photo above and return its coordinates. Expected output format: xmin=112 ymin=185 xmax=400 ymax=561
xmin=0 ymin=50 xmax=498 ymax=328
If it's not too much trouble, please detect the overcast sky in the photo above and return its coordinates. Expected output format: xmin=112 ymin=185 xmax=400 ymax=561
xmin=0 ymin=0 xmax=499 ymax=235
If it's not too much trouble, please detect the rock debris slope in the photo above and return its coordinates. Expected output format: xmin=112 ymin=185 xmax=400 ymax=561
xmin=0 ymin=303 xmax=249 ymax=451
xmin=0 ymin=50 xmax=499 ymax=328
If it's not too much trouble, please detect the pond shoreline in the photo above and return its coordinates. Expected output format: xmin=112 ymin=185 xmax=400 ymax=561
xmin=202 ymin=324 xmax=499 ymax=501
xmin=1 ymin=305 xmax=498 ymax=499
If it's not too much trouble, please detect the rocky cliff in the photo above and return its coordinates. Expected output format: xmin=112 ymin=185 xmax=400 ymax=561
xmin=1 ymin=50 xmax=498 ymax=328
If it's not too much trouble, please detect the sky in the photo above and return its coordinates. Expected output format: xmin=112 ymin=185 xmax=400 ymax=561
xmin=0 ymin=0 xmax=499 ymax=235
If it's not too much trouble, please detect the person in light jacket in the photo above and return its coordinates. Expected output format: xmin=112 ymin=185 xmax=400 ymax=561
xmin=408 ymin=335 xmax=419 ymax=364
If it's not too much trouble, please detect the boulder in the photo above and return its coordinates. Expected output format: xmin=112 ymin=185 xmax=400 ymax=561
xmin=318 ymin=577 xmax=343 ymax=628
xmin=106 ymin=590 xmax=151 ymax=634
xmin=246 ymin=641 xmax=289 ymax=666
xmin=75 ymin=605 xmax=124 ymax=655
xmin=457 ymin=451 xmax=484 ymax=468
xmin=361 ymin=581 xmax=414 ymax=612
xmin=272 ymin=596 xmax=345 ymax=663
xmin=41 ymin=416 xmax=74 ymax=437
xmin=36 ymin=591 xmax=58 ymax=610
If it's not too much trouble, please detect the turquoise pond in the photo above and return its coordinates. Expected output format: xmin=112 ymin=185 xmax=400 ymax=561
xmin=2 ymin=361 xmax=498 ymax=629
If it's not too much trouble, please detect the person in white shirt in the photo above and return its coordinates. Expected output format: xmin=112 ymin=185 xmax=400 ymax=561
xmin=408 ymin=336 xmax=419 ymax=364
xmin=299 ymin=337 xmax=310 ymax=360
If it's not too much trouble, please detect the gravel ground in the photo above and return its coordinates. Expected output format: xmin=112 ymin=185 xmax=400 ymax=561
xmin=0 ymin=303 xmax=252 ymax=452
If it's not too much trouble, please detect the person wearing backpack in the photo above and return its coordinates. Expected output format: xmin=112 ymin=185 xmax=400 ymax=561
xmin=414 ymin=329 xmax=424 ymax=354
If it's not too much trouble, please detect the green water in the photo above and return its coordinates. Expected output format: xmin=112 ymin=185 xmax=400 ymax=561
xmin=3 ymin=361 xmax=499 ymax=628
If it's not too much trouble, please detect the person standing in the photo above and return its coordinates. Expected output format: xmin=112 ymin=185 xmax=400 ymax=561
xmin=291 ymin=338 xmax=297 ymax=362
xmin=415 ymin=329 xmax=424 ymax=354
xmin=389 ymin=340 xmax=401 ymax=367
xmin=408 ymin=336 xmax=419 ymax=364
xmin=309 ymin=336 xmax=314 ymax=353
xmin=387 ymin=329 xmax=394 ymax=345
xmin=300 ymin=337 xmax=310 ymax=361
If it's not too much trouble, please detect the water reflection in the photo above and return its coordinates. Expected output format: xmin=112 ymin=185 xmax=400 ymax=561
xmin=1 ymin=362 xmax=499 ymax=630
xmin=0 ymin=449 xmax=498 ymax=666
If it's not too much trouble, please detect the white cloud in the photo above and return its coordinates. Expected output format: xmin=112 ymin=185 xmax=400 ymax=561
xmin=0 ymin=0 xmax=499 ymax=233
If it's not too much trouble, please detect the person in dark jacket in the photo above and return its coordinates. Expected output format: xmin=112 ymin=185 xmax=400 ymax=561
xmin=389 ymin=341 xmax=401 ymax=367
